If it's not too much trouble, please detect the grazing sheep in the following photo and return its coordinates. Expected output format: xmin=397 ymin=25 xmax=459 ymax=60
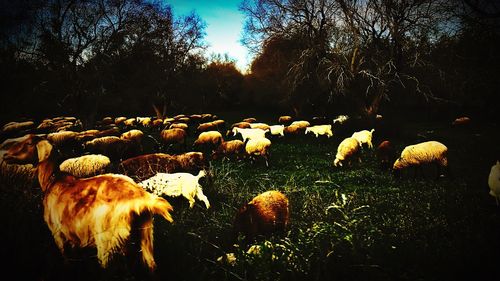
xmin=278 ymin=116 xmax=293 ymax=126
xmin=392 ymin=141 xmax=449 ymax=178
xmin=114 ymin=116 xmax=127 ymax=126
xmin=196 ymin=121 xmax=220 ymax=133
xmin=212 ymin=140 xmax=246 ymax=160
xmin=488 ymin=161 xmax=500 ymax=205
xmin=139 ymin=170 xmax=210 ymax=209
xmin=1 ymin=121 xmax=35 ymax=135
xmin=376 ymin=140 xmax=396 ymax=169
xmin=333 ymin=115 xmax=350 ymax=125
xmin=242 ymin=117 xmax=257 ymax=123
xmin=2 ymin=135 xmax=174 ymax=271
xmin=231 ymin=122 xmax=252 ymax=129
xmin=59 ymin=154 xmax=111 ymax=177
xmin=151 ymin=118 xmax=164 ymax=128
xmin=333 ymin=137 xmax=361 ymax=167
xmin=121 ymin=129 xmax=144 ymax=144
xmin=284 ymin=125 xmax=303 ymax=136
xmin=137 ymin=117 xmax=152 ymax=127
xmin=452 ymin=116 xmax=472 ymax=127
xmin=290 ymin=120 xmax=310 ymax=129
xmin=118 ymin=152 xmax=207 ymax=182
xmin=193 ymin=131 xmax=223 ymax=151
xmin=351 ymin=129 xmax=375 ymax=149
xmin=245 ymin=137 xmax=272 ymax=167
xmin=84 ymin=136 xmax=134 ymax=161
xmin=269 ymin=125 xmax=285 ymax=137
xmin=160 ymin=128 xmax=187 ymax=151
xmin=124 ymin=118 xmax=137 ymax=127
xmin=305 ymin=125 xmax=333 ymax=138
xmin=169 ymin=123 xmax=189 ymax=131
xmin=232 ymin=127 xmax=268 ymax=142
xmin=233 ymin=190 xmax=289 ymax=243
xmin=249 ymin=123 xmax=271 ymax=131
xmin=46 ymin=131 xmax=79 ymax=147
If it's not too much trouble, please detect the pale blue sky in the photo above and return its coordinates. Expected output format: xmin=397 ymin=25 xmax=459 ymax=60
xmin=166 ymin=0 xmax=251 ymax=72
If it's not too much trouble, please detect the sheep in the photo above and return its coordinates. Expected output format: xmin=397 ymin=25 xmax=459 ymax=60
xmin=269 ymin=125 xmax=285 ymax=137
xmin=118 ymin=152 xmax=207 ymax=182
xmin=124 ymin=118 xmax=137 ymax=127
xmin=169 ymin=123 xmax=189 ymax=131
xmin=278 ymin=116 xmax=293 ymax=126
xmin=151 ymin=118 xmax=164 ymax=128
xmin=333 ymin=137 xmax=361 ymax=167
xmin=242 ymin=117 xmax=257 ymax=123
xmin=212 ymin=140 xmax=246 ymax=160
xmin=245 ymin=137 xmax=272 ymax=167
xmin=196 ymin=121 xmax=219 ymax=133
xmin=290 ymin=120 xmax=310 ymax=129
xmin=333 ymin=115 xmax=349 ymax=125
xmin=376 ymin=140 xmax=396 ymax=169
xmin=137 ymin=117 xmax=152 ymax=127
xmin=2 ymin=134 xmax=174 ymax=271
xmin=59 ymin=154 xmax=111 ymax=177
xmin=488 ymin=161 xmax=500 ymax=206
xmin=249 ymin=123 xmax=271 ymax=131
xmin=231 ymin=121 xmax=251 ymax=129
xmin=139 ymin=170 xmax=210 ymax=209
xmin=351 ymin=129 xmax=375 ymax=149
xmin=232 ymin=127 xmax=268 ymax=142
xmin=284 ymin=125 xmax=303 ymax=136
xmin=233 ymin=190 xmax=289 ymax=243
xmin=392 ymin=141 xmax=449 ymax=179
xmin=114 ymin=116 xmax=127 ymax=126
xmin=452 ymin=116 xmax=471 ymax=127
xmin=84 ymin=136 xmax=134 ymax=161
xmin=193 ymin=131 xmax=223 ymax=152
xmin=46 ymin=130 xmax=79 ymax=147
xmin=160 ymin=128 xmax=187 ymax=151
xmin=121 ymin=129 xmax=144 ymax=143
xmin=305 ymin=125 xmax=333 ymax=138
xmin=1 ymin=121 xmax=35 ymax=135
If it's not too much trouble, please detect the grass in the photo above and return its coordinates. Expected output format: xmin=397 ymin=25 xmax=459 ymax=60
xmin=0 ymin=113 xmax=499 ymax=281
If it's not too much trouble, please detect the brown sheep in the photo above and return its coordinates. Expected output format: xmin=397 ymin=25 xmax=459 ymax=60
xmin=452 ymin=116 xmax=471 ymax=127
xmin=284 ymin=125 xmax=304 ymax=136
xmin=118 ymin=152 xmax=207 ymax=182
xmin=193 ymin=131 xmax=223 ymax=152
xmin=233 ymin=190 xmax=290 ymax=243
xmin=2 ymin=134 xmax=174 ymax=271
xmin=160 ymin=128 xmax=187 ymax=151
xmin=376 ymin=140 xmax=396 ymax=169
xmin=196 ymin=122 xmax=219 ymax=133
xmin=242 ymin=117 xmax=257 ymax=123
xmin=212 ymin=140 xmax=246 ymax=160
xmin=278 ymin=116 xmax=293 ymax=126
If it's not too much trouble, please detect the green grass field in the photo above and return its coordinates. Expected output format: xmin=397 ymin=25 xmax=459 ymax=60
xmin=1 ymin=112 xmax=499 ymax=281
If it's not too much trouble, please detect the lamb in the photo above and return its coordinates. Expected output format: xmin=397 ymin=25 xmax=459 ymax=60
xmin=392 ymin=141 xmax=449 ymax=178
xmin=139 ymin=170 xmax=210 ymax=209
xmin=233 ymin=190 xmax=289 ymax=243
xmin=2 ymin=134 xmax=174 ymax=271
xmin=245 ymin=137 xmax=272 ymax=167
xmin=305 ymin=125 xmax=333 ymax=138
xmin=59 ymin=154 xmax=111 ymax=177
xmin=333 ymin=137 xmax=361 ymax=167
xmin=269 ymin=125 xmax=285 ymax=137
xmin=118 ymin=152 xmax=207 ymax=182
xmin=193 ymin=131 xmax=223 ymax=151
xmin=488 ymin=161 xmax=500 ymax=205
xmin=232 ymin=127 xmax=268 ymax=142
xmin=278 ymin=116 xmax=293 ymax=125
xmin=212 ymin=140 xmax=246 ymax=160
xmin=351 ymin=129 xmax=375 ymax=149
xmin=160 ymin=128 xmax=187 ymax=151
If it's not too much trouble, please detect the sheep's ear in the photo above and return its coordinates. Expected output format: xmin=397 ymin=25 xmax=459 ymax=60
xmin=36 ymin=140 xmax=53 ymax=162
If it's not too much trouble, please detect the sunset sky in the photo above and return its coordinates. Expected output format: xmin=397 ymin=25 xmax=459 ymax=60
xmin=166 ymin=0 xmax=251 ymax=72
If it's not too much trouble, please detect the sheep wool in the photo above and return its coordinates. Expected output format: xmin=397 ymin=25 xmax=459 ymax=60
xmin=59 ymin=154 xmax=111 ymax=178
xmin=234 ymin=190 xmax=289 ymax=242
xmin=305 ymin=125 xmax=333 ymax=138
xmin=333 ymin=137 xmax=361 ymax=167
xmin=488 ymin=161 xmax=500 ymax=205
xmin=140 ymin=170 xmax=210 ymax=209
xmin=393 ymin=141 xmax=448 ymax=172
xmin=269 ymin=125 xmax=285 ymax=137
xmin=212 ymin=140 xmax=245 ymax=160
xmin=245 ymin=137 xmax=272 ymax=167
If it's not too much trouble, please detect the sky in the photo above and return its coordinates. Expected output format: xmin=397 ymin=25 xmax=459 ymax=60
xmin=166 ymin=0 xmax=252 ymax=73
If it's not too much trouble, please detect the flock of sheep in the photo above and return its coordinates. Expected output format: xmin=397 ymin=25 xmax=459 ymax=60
xmin=0 ymin=112 xmax=498 ymax=275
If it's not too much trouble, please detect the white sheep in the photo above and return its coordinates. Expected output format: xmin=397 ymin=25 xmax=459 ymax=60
xmin=333 ymin=137 xmax=361 ymax=167
xmin=232 ymin=127 xmax=268 ymax=142
xmin=351 ymin=129 xmax=375 ymax=149
xmin=268 ymin=125 xmax=285 ymax=137
xmin=245 ymin=137 xmax=272 ymax=167
xmin=392 ymin=141 xmax=449 ymax=178
xmin=333 ymin=115 xmax=349 ymax=125
xmin=59 ymin=154 xmax=111 ymax=178
xmin=139 ymin=170 xmax=210 ymax=209
xmin=488 ymin=161 xmax=500 ymax=206
xmin=305 ymin=125 xmax=333 ymax=138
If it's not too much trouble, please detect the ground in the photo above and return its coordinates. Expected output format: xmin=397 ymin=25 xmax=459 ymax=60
xmin=0 ymin=111 xmax=499 ymax=281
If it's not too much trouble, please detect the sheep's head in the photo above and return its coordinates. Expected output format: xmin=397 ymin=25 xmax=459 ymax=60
xmin=3 ymin=134 xmax=48 ymax=164
xmin=333 ymin=158 xmax=342 ymax=167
